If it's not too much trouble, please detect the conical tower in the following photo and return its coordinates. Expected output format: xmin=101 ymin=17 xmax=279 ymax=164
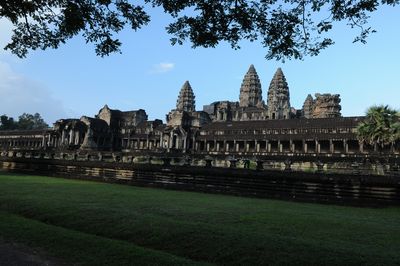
xmin=239 ymin=64 xmax=263 ymax=107
xmin=267 ymin=68 xmax=291 ymax=119
xmin=176 ymin=81 xmax=195 ymax=112
xmin=302 ymin=94 xmax=314 ymax=118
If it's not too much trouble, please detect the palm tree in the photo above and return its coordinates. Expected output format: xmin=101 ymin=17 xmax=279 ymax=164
xmin=357 ymin=105 xmax=400 ymax=150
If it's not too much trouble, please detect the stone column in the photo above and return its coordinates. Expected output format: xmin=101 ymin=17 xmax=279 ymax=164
xmin=359 ymin=142 xmax=364 ymax=153
xmin=183 ymin=137 xmax=188 ymax=151
xmin=316 ymin=140 xmax=320 ymax=154
xmin=235 ymin=142 xmax=240 ymax=152
xmin=61 ymin=130 xmax=66 ymax=146
xmin=192 ymin=136 xmax=196 ymax=150
xmin=42 ymin=136 xmax=46 ymax=148
xmin=329 ymin=140 xmax=334 ymax=153
xmin=267 ymin=141 xmax=271 ymax=153
xmin=344 ymin=140 xmax=348 ymax=154
xmin=256 ymin=141 xmax=260 ymax=153
xmin=206 ymin=142 xmax=210 ymax=152
xmin=75 ymin=131 xmax=80 ymax=145
xmin=69 ymin=129 xmax=74 ymax=145
xmin=303 ymin=141 xmax=308 ymax=153
xmin=278 ymin=140 xmax=282 ymax=153
xmin=168 ymin=134 xmax=173 ymax=149
xmin=159 ymin=135 xmax=163 ymax=149
xmin=245 ymin=141 xmax=249 ymax=152
xmin=216 ymin=141 xmax=220 ymax=152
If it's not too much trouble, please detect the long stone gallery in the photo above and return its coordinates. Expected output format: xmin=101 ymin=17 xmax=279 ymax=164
xmin=0 ymin=65 xmax=355 ymax=154
xmin=1 ymin=65 xmax=399 ymax=204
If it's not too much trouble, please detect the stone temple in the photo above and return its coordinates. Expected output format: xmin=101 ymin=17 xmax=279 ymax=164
xmin=0 ymin=64 xmax=393 ymax=164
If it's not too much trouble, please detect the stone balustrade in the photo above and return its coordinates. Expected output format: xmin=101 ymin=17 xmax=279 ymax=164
xmin=1 ymin=148 xmax=399 ymax=176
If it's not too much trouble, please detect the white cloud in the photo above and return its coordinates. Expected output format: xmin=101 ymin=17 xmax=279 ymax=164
xmin=150 ymin=62 xmax=175 ymax=74
xmin=0 ymin=61 xmax=67 ymax=124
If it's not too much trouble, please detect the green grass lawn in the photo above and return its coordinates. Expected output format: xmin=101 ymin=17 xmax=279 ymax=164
xmin=0 ymin=172 xmax=399 ymax=265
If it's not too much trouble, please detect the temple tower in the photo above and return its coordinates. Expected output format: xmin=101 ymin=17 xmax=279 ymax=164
xmin=312 ymin=93 xmax=342 ymax=118
xmin=267 ymin=68 xmax=291 ymax=119
xmin=176 ymin=81 xmax=196 ymax=112
xmin=302 ymin=94 xmax=314 ymax=118
xmin=239 ymin=64 xmax=263 ymax=107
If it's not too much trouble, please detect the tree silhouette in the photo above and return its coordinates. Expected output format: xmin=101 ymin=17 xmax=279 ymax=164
xmin=17 ymin=113 xmax=49 ymax=130
xmin=0 ymin=115 xmax=16 ymax=130
xmin=0 ymin=113 xmax=49 ymax=130
xmin=1 ymin=0 xmax=398 ymax=60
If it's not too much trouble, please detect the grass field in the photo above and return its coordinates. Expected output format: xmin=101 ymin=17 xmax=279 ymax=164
xmin=0 ymin=172 xmax=399 ymax=265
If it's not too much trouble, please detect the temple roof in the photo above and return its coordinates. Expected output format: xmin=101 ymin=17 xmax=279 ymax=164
xmin=305 ymin=94 xmax=313 ymax=101
xmin=200 ymin=116 xmax=364 ymax=130
xmin=176 ymin=80 xmax=196 ymax=112
xmin=239 ymin=64 xmax=263 ymax=107
xmin=197 ymin=117 xmax=364 ymax=140
xmin=266 ymin=67 xmax=291 ymax=114
xmin=268 ymin=68 xmax=289 ymax=94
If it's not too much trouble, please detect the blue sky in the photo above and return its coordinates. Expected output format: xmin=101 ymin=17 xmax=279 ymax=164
xmin=0 ymin=4 xmax=399 ymax=124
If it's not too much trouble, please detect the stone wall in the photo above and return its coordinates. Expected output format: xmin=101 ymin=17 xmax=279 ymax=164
xmin=1 ymin=156 xmax=399 ymax=206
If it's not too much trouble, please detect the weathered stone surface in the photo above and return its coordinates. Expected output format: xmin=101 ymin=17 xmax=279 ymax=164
xmin=239 ymin=64 xmax=263 ymax=108
xmin=97 ymin=104 xmax=148 ymax=127
xmin=176 ymin=81 xmax=195 ymax=112
xmin=267 ymin=68 xmax=291 ymax=119
xmin=204 ymin=65 xmax=270 ymax=122
xmin=167 ymin=81 xmax=211 ymax=131
xmin=302 ymin=94 xmax=314 ymax=119
xmin=312 ymin=93 xmax=341 ymax=118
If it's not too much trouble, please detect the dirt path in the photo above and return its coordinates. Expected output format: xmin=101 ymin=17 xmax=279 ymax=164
xmin=0 ymin=239 xmax=66 ymax=266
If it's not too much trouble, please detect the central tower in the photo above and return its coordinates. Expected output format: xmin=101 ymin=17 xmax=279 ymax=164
xmin=239 ymin=64 xmax=263 ymax=107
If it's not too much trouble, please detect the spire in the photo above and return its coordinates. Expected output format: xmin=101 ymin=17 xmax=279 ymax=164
xmin=269 ymin=68 xmax=287 ymax=93
xmin=267 ymin=68 xmax=291 ymax=119
xmin=239 ymin=64 xmax=262 ymax=107
xmin=302 ymin=94 xmax=314 ymax=119
xmin=176 ymin=81 xmax=196 ymax=112
xmin=304 ymin=94 xmax=313 ymax=102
